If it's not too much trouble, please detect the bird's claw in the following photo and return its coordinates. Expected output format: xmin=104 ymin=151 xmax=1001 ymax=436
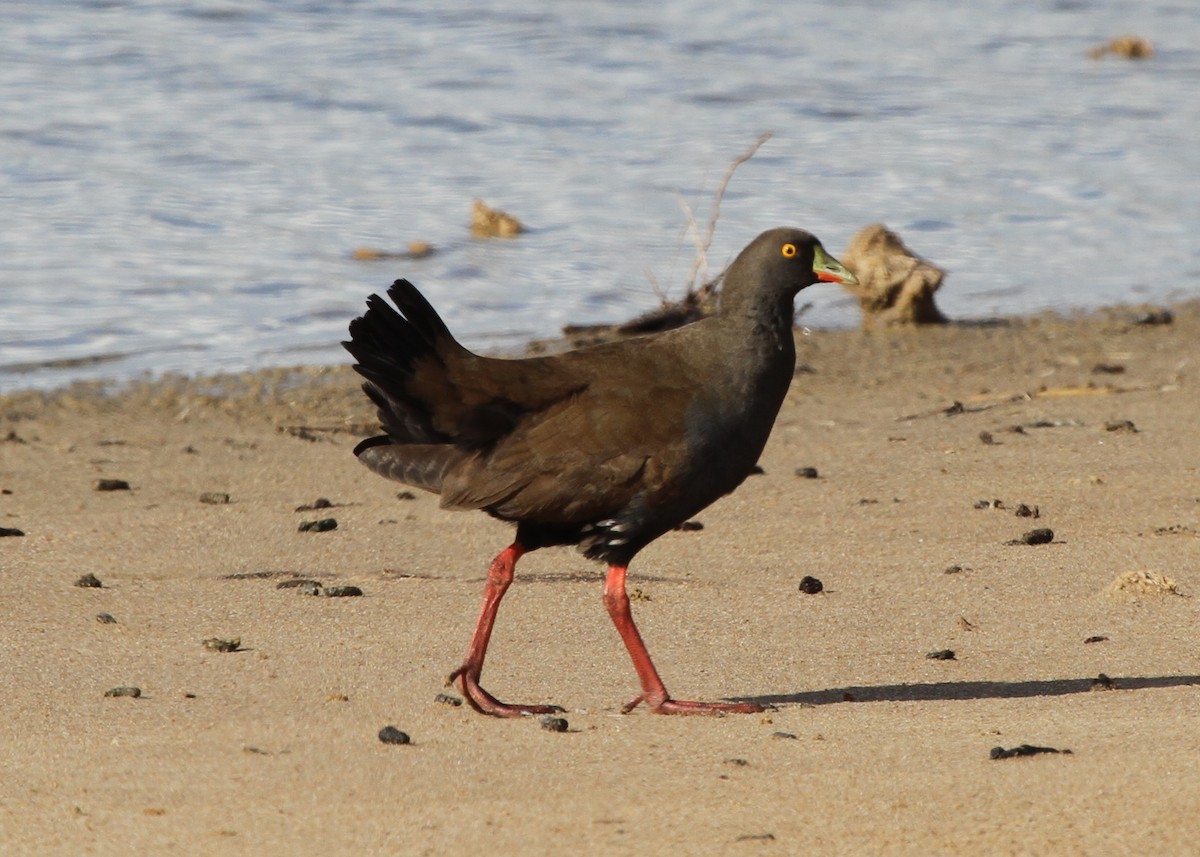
xmin=620 ymin=693 xmax=764 ymax=716
xmin=447 ymin=666 xmax=563 ymax=718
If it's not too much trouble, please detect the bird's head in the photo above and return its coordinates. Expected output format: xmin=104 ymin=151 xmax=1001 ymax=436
xmin=719 ymin=227 xmax=857 ymax=318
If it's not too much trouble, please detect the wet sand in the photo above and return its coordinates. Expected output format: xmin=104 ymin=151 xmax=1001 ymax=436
xmin=2 ymin=303 xmax=1198 ymax=855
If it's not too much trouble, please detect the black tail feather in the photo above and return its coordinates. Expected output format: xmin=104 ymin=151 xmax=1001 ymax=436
xmin=343 ymin=279 xmax=460 ymax=446
xmin=386 ymin=278 xmax=455 ymax=349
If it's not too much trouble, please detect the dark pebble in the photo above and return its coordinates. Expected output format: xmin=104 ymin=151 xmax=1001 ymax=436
xmin=295 ymin=498 xmax=334 ymax=511
xmin=378 ymin=725 xmax=411 ymax=745
xmin=974 ymin=498 xmax=1004 ymax=510
xmin=1014 ymin=504 xmax=1039 ymax=518
xmin=674 ymin=520 xmax=704 ymax=532
xmin=323 ymin=585 xmax=363 ymax=598
xmin=199 ymin=492 xmax=230 ymax=505
xmin=1104 ymin=419 xmax=1137 ymax=433
xmin=0 ymin=527 xmax=25 ymax=537
xmin=276 ymin=578 xmax=324 ymax=590
xmin=539 ymin=715 xmax=569 ymax=733
xmin=434 ymin=693 xmax=463 ymax=707
xmin=298 ymin=518 xmax=337 ymax=533
xmin=1091 ymin=363 xmax=1125 ymax=375
xmin=96 ymin=612 xmax=117 ymax=624
xmin=104 ymin=686 xmax=141 ymax=698
xmin=794 ymin=467 xmax=819 ymax=479
xmin=925 ymin=649 xmax=956 ymax=660
xmin=770 ymin=731 xmax=798 ymax=740
xmin=990 ymin=744 xmax=1071 ymax=760
xmin=1083 ymin=635 xmax=1109 ymax=644
xmin=75 ymin=573 xmax=103 ymax=588
xmin=1132 ymin=308 xmax=1173 ymax=326
xmin=396 ymin=491 xmax=417 ymax=501
xmin=943 ymin=565 xmax=964 ymax=575
xmin=95 ymin=479 xmax=131 ymax=492
xmin=1012 ymin=528 xmax=1054 ymax=545
xmin=1090 ymin=673 xmax=1117 ymax=691
xmin=724 ymin=758 xmax=749 ymax=766
xmin=798 ymin=575 xmax=824 ymax=594
xmin=978 ymin=431 xmax=996 ymax=445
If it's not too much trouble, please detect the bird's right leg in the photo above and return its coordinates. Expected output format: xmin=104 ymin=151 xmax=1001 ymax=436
xmin=447 ymin=542 xmax=563 ymax=717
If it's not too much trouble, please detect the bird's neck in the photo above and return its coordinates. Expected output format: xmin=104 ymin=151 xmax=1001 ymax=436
xmin=720 ymin=293 xmax=798 ymax=360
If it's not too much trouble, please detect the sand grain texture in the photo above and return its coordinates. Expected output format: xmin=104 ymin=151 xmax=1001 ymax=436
xmin=2 ymin=305 xmax=1198 ymax=856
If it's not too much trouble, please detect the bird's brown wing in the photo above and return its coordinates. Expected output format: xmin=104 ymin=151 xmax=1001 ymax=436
xmin=439 ymin=358 xmax=699 ymax=525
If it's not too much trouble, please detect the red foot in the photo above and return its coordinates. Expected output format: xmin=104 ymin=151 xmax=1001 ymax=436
xmin=448 ymin=667 xmax=564 ymax=718
xmin=621 ymin=693 xmax=765 ymax=716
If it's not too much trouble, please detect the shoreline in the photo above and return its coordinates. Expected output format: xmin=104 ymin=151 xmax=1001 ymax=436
xmin=2 ymin=296 xmax=1193 ymax=407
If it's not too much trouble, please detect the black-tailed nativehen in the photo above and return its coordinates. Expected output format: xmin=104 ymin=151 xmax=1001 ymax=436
xmin=344 ymin=227 xmax=857 ymax=716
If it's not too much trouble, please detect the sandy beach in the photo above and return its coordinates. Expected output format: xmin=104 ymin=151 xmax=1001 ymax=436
xmin=2 ymin=302 xmax=1198 ymax=856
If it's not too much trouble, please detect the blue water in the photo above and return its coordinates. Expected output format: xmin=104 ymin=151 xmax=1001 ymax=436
xmin=2 ymin=0 xmax=1198 ymax=393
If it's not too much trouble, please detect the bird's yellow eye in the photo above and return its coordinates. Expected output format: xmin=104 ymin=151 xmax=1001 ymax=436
xmin=781 ymin=243 xmax=798 ymax=258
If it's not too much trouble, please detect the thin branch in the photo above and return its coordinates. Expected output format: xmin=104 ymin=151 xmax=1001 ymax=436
xmin=687 ymin=130 xmax=774 ymax=292
xmin=676 ymin=192 xmax=708 ymax=297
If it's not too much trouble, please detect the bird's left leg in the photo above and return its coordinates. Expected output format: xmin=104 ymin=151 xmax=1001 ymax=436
xmin=447 ymin=542 xmax=563 ymax=717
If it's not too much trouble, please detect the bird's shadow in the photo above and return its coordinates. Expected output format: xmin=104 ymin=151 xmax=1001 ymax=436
xmin=740 ymin=674 xmax=1200 ymax=708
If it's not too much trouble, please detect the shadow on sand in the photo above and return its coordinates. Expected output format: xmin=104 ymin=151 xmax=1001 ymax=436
xmin=741 ymin=674 xmax=1200 ymax=708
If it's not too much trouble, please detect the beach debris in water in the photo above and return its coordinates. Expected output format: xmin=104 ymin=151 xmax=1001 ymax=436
xmin=471 ymin=199 xmax=524 ymax=238
xmin=839 ymin=224 xmax=948 ymax=327
xmin=353 ymin=241 xmax=436 ymax=261
xmin=1089 ymin=36 xmax=1154 ymax=60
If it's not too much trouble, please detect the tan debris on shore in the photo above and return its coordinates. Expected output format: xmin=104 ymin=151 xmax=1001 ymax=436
xmin=1105 ymin=570 xmax=1184 ymax=598
xmin=839 ymin=224 xmax=948 ymax=328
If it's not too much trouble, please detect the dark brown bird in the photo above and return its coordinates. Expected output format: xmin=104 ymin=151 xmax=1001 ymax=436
xmin=343 ymin=227 xmax=857 ymax=716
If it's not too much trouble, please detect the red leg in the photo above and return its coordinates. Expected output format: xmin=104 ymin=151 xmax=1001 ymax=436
xmin=603 ymin=564 xmax=764 ymax=715
xmin=447 ymin=542 xmax=563 ymax=717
